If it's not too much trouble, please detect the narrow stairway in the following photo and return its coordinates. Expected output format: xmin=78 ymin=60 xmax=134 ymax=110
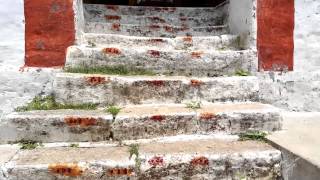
xmin=0 ymin=3 xmax=282 ymax=180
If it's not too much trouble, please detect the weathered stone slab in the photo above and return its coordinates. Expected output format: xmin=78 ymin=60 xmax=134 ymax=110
xmin=65 ymin=46 xmax=256 ymax=77
xmin=0 ymin=146 xmax=19 ymax=180
xmin=0 ymin=102 xmax=282 ymax=143
xmin=3 ymin=139 xmax=281 ymax=180
xmin=54 ymin=74 xmax=259 ymax=105
xmin=85 ymin=22 xmax=228 ymax=37
xmin=84 ymin=3 xmax=228 ymax=20
xmin=83 ymin=33 xmax=240 ymax=51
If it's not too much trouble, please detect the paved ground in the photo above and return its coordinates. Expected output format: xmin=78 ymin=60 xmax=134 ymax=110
xmin=268 ymin=112 xmax=320 ymax=168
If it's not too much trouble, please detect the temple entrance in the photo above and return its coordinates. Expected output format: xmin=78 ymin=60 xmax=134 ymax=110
xmin=83 ymin=0 xmax=226 ymax=7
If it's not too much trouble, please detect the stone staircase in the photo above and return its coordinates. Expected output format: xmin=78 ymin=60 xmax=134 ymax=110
xmin=0 ymin=3 xmax=283 ymax=180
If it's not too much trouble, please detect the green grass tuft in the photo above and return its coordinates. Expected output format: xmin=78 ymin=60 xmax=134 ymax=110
xmin=65 ymin=65 xmax=157 ymax=76
xmin=235 ymin=69 xmax=251 ymax=76
xmin=239 ymin=131 xmax=268 ymax=142
xmin=15 ymin=95 xmax=98 ymax=112
xmin=70 ymin=143 xmax=80 ymax=148
xmin=105 ymin=106 xmax=121 ymax=121
xmin=18 ymin=140 xmax=43 ymax=150
xmin=128 ymin=144 xmax=141 ymax=172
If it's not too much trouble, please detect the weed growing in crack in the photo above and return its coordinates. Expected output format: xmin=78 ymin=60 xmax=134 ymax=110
xmin=186 ymin=101 xmax=202 ymax=110
xmin=235 ymin=69 xmax=251 ymax=76
xmin=128 ymin=144 xmax=142 ymax=173
xmin=15 ymin=95 xmax=98 ymax=112
xmin=239 ymin=131 xmax=268 ymax=142
xmin=18 ymin=140 xmax=43 ymax=150
xmin=69 ymin=143 xmax=80 ymax=148
xmin=105 ymin=106 xmax=121 ymax=122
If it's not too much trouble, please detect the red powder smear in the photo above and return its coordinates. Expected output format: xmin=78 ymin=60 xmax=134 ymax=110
xmin=111 ymin=23 xmax=121 ymax=31
xmin=191 ymin=51 xmax=204 ymax=58
xmin=48 ymin=163 xmax=83 ymax=177
xmin=148 ymin=156 xmax=164 ymax=167
xmin=148 ymin=50 xmax=161 ymax=57
xmin=150 ymin=115 xmax=165 ymax=122
xmin=86 ymin=76 xmax=108 ymax=86
xmin=107 ymin=168 xmax=134 ymax=176
xmin=190 ymin=79 xmax=204 ymax=87
xmin=190 ymin=156 xmax=209 ymax=166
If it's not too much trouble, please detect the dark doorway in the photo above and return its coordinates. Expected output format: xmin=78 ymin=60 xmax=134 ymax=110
xmin=83 ymin=0 xmax=226 ymax=7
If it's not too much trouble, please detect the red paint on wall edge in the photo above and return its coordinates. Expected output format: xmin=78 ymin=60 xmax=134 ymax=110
xmin=24 ymin=0 xmax=75 ymax=67
xmin=257 ymin=0 xmax=294 ymax=71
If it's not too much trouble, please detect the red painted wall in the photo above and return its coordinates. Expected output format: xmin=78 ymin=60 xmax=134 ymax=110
xmin=257 ymin=0 xmax=294 ymax=71
xmin=24 ymin=0 xmax=75 ymax=67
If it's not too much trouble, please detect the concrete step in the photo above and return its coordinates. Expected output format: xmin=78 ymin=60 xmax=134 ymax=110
xmin=85 ymin=22 xmax=228 ymax=37
xmin=84 ymin=3 xmax=228 ymax=18
xmin=85 ymin=14 xmax=226 ymax=27
xmin=0 ymin=102 xmax=282 ymax=143
xmin=84 ymin=33 xmax=240 ymax=51
xmin=65 ymin=46 xmax=256 ymax=77
xmin=53 ymin=74 xmax=259 ymax=105
xmin=0 ymin=138 xmax=282 ymax=179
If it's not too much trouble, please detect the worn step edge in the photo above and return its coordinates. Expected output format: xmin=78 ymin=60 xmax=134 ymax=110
xmin=84 ymin=3 xmax=228 ymax=17
xmin=0 ymin=102 xmax=282 ymax=143
xmin=85 ymin=22 xmax=228 ymax=37
xmin=83 ymin=33 xmax=240 ymax=50
xmin=85 ymin=14 xmax=226 ymax=27
xmin=1 ymin=138 xmax=281 ymax=180
xmin=65 ymin=46 xmax=256 ymax=77
xmin=53 ymin=74 xmax=259 ymax=105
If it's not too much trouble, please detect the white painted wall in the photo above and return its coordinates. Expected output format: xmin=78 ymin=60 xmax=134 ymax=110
xmin=294 ymin=0 xmax=320 ymax=72
xmin=258 ymin=0 xmax=320 ymax=112
xmin=0 ymin=0 xmax=55 ymax=117
xmin=229 ymin=0 xmax=257 ymax=49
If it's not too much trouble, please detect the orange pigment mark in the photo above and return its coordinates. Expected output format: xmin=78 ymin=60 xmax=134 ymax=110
xmin=111 ymin=23 xmax=121 ymax=31
xmin=200 ymin=112 xmax=216 ymax=120
xmin=103 ymin=48 xmax=121 ymax=55
xmin=105 ymin=15 xmax=121 ymax=20
xmin=64 ymin=117 xmax=97 ymax=127
xmin=49 ymin=163 xmax=83 ymax=177
xmin=164 ymin=26 xmax=174 ymax=33
xmin=85 ymin=76 xmax=109 ymax=86
xmin=150 ymin=115 xmax=165 ymax=122
xmin=190 ymin=156 xmax=209 ymax=166
xmin=190 ymin=79 xmax=204 ymax=87
xmin=107 ymin=168 xmax=134 ymax=176
xmin=191 ymin=51 xmax=204 ymax=58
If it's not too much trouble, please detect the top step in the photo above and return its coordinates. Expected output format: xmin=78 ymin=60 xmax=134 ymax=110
xmin=84 ymin=3 xmax=228 ymax=17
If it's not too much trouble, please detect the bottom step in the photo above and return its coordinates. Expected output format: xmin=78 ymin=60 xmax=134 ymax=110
xmin=1 ymin=138 xmax=281 ymax=180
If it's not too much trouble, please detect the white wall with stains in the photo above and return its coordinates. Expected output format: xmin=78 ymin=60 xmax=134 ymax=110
xmin=0 ymin=0 xmax=55 ymax=118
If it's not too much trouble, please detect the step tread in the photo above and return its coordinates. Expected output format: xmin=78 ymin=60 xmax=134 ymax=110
xmin=12 ymin=139 xmax=279 ymax=166
xmin=8 ymin=102 xmax=279 ymax=117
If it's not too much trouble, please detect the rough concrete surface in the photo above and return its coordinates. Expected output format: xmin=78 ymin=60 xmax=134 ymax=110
xmin=0 ymin=102 xmax=281 ymax=143
xmin=54 ymin=74 xmax=259 ymax=105
xmin=0 ymin=138 xmax=281 ymax=180
xmin=267 ymin=112 xmax=320 ymax=179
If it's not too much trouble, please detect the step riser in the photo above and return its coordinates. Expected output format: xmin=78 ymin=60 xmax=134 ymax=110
xmin=0 ymin=109 xmax=281 ymax=143
xmin=86 ymin=15 xmax=226 ymax=27
xmin=85 ymin=22 xmax=228 ymax=37
xmin=85 ymin=4 xmax=228 ymax=18
xmin=53 ymin=75 xmax=259 ymax=105
xmin=84 ymin=34 xmax=239 ymax=51
xmin=5 ymin=151 xmax=281 ymax=180
xmin=66 ymin=47 xmax=256 ymax=77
